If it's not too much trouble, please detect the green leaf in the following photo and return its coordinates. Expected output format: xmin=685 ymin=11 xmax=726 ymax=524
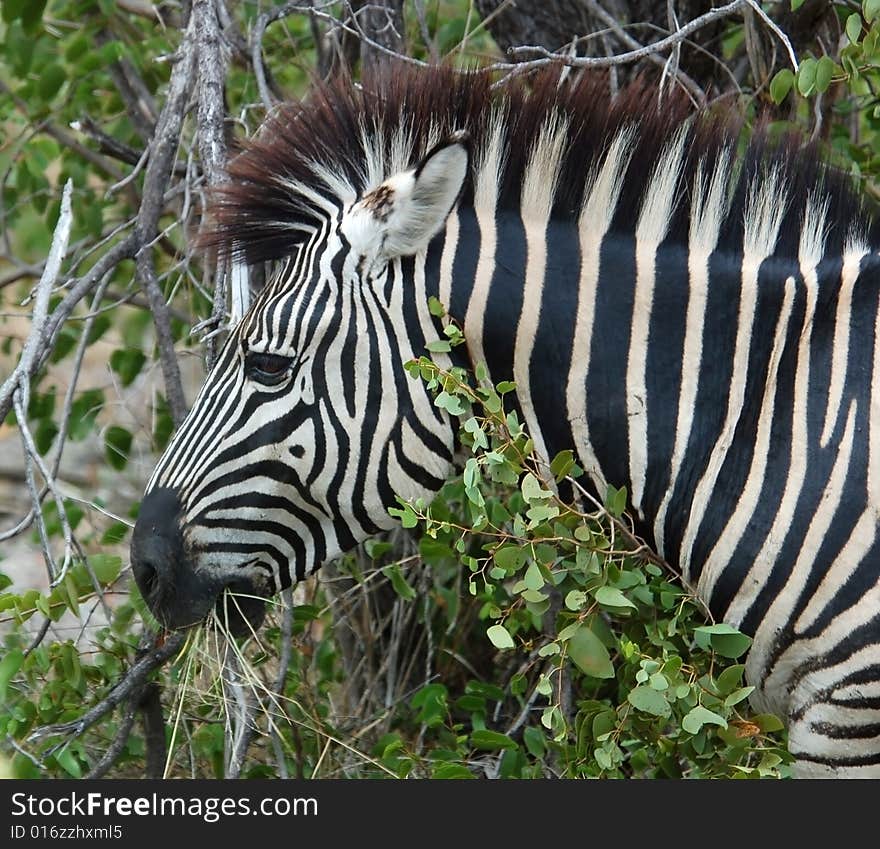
xmin=550 ymin=449 xmax=576 ymax=481
xmin=694 ymin=624 xmax=753 ymax=658
xmin=791 ymin=0 xmax=806 ymax=10
xmin=86 ymin=313 xmax=112 ymax=346
xmin=753 ymin=713 xmax=785 ymax=733
xmin=526 ymin=502 xmax=559 ymax=526
xmin=724 ymin=686 xmax=755 ymax=708
xmin=1 ymin=0 xmax=26 ymax=24
xmin=109 ymin=349 xmax=146 ymax=387
xmin=523 ymin=726 xmax=545 ymax=758
xmin=36 ymin=63 xmax=66 ymax=102
xmin=487 ymin=623 xmax=515 ymax=650
xmin=104 ymin=425 xmax=132 ymax=471
xmin=523 ymin=562 xmax=544 ymax=591
xmin=605 ymin=484 xmax=627 ymax=517
xmin=493 ymin=544 xmax=526 ymax=572
xmin=846 ymin=13 xmax=863 ymax=44
xmin=865 ymin=0 xmax=880 ymax=24
xmin=682 ymin=705 xmax=728 ymax=734
xmin=88 ymin=554 xmax=122 ymax=584
xmin=434 ymin=391 xmax=465 ymax=416
xmin=381 ymin=564 xmax=416 ymax=601
xmin=594 ymin=585 xmax=637 ymax=610
xmin=427 ymin=296 xmax=445 ymax=317
xmin=64 ymin=572 xmax=80 ymax=618
xmin=521 ymin=472 xmax=551 ymax=503
xmin=34 ymin=594 xmax=51 ymax=618
xmin=627 ymin=685 xmax=671 ymax=717
xmin=796 ymin=57 xmax=817 ymax=96
xmin=715 ymin=663 xmax=746 ymax=695
xmin=470 ymin=729 xmax=517 ymax=751
xmin=20 ymin=0 xmax=47 ymax=30
xmin=425 ymin=339 xmax=451 ymax=353
xmin=35 ymin=419 xmax=58 ymax=454
xmin=769 ymin=69 xmax=794 ymax=104
xmin=69 ymin=389 xmax=104 ymax=440
xmin=0 ymin=648 xmax=24 ymax=703
xmin=815 ymin=56 xmax=835 ymax=93
xmin=432 ymin=763 xmax=473 ymax=778
xmin=564 ymin=590 xmax=586 ymax=610
xmin=567 ymin=623 xmax=614 ymax=679
xmin=54 ymin=747 xmax=82 ymax=779
xmin=648 ymin=672 xmax=669 ymax=691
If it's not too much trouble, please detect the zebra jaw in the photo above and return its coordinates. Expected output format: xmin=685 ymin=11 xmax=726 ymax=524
xmin=212 ymin=559 xmax=274 ymax=638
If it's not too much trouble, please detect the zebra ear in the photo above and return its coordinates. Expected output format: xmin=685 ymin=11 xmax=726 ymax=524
xmin=346 ymin=136 xmax=469 ymax=260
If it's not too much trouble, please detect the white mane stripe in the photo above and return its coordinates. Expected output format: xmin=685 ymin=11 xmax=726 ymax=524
xmin=466 ymin=115 xmax=505 ymax=377
xmin=567 ymin=128 xmax=634 ymax=493
xmin=628 ymin=127 xmax=688 ymax=516
xmin=514 ymin=114 xmax=571 ymax=472
xmin=654 ymin=151 xmax=733 ymax=556
xmin=679 ymin=168 xmax=787 ymax=585
xmin=821 ymin=241 xmax=867 ymax=448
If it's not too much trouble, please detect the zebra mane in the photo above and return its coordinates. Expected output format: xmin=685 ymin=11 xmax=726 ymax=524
xmin=201 ymin=64 xmax=876 ymax=266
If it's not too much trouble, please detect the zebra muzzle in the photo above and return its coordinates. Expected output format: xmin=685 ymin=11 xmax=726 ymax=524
xmin=131 ymin=486 xmax=275 ymax=633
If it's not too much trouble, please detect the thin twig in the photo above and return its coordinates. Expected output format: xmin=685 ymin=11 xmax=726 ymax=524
xmin=84 ymin=703 xmax=138 ymax=779
xmin=133 ymin=20 xmax=199 ymax=427
xmin=743 ymin=0 xmax=799 ymax=71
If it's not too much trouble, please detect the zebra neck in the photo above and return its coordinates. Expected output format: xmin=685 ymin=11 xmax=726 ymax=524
xmin=427 ymin=202 xmax=878 ymax=609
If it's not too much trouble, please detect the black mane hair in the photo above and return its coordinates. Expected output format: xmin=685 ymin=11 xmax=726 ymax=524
xmin=201 ymin=64 xmax=877 ymax=267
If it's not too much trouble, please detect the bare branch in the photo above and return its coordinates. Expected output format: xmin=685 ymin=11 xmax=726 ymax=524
xmin=493 ymin=1 xmax=752 ymax=102
xmin=194 ymin=0 xmax=232 ymax=368
xmin=133 ymin=21 xmax=201 ymax=427
xmin=744 ymin=0 xmax=799 ymax=71
xmin=83 ymin=703 xmax=138 ymax=779
xmin=223 ymin=647 xmax=259 ymax=778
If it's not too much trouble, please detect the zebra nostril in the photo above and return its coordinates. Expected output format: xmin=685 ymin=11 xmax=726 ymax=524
xmin=137 ymin=558 xmax=159 ymax=597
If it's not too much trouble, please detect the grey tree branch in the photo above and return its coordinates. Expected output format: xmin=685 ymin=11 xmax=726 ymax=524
xmin=494 ymin=0 xmax=752 ymax=102
xmin=193 ymin=0 xmax=232 ymax=369
xmin=133 ymin=20 xmax=200 ymax=427
xmin=0 ymin=181 xmax=76 ymax=579
xmin=223 ymin=647 xmax=258 ymax=779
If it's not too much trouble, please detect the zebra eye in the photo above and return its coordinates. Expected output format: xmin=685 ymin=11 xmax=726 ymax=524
xmin=245 ymin=351 xmax=293 ymax=386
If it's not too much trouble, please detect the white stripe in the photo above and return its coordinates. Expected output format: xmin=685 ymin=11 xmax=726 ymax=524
xmin=719 ymin=197 xmax=827 ymax=624
xmin=654 ymin=151 xmax=732 ymax=556
xmin=700 ymin=195 xmax=826 ymax=602
xmin=678 ymin=167 xmax=787 ymax=584
xmin=696 ymin=276 xmax=795 ymax=599
xmin=628 ymin=127 xmax=688 ymax=516
xmin=566 ymin=128 xmax=634 ymax=493
xmin=820 ymin=239 xmax=868 ymax=447
xmin=793 ymin=260 xmax=880 ymax=631
xmin=786 ymin=638 xmax=880 ymax=720
xmin=464 ymin=116 xmax=505 ymax=376
xmin=746 ymin=400 xmax=858 ymax=709
xmin=514 ymin=113 xmax=569 ymax=469
xmin=438 ymin=207 xmax=459 ymax=312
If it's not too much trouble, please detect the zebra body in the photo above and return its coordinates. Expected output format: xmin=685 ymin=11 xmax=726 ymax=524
xmin=131 ymin=67 xmax=880 ymax=776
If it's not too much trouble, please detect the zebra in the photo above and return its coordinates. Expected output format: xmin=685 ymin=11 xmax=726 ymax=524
xmin=130 ymin=65 xmax=880 ymax=777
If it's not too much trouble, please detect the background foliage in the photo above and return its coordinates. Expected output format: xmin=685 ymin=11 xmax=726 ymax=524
xmin=1 ymin=0 xmax=877 ymax=779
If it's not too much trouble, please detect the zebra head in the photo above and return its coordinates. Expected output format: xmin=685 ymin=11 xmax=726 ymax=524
xmin=130 ymin=135 xmax=469 ymax=633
